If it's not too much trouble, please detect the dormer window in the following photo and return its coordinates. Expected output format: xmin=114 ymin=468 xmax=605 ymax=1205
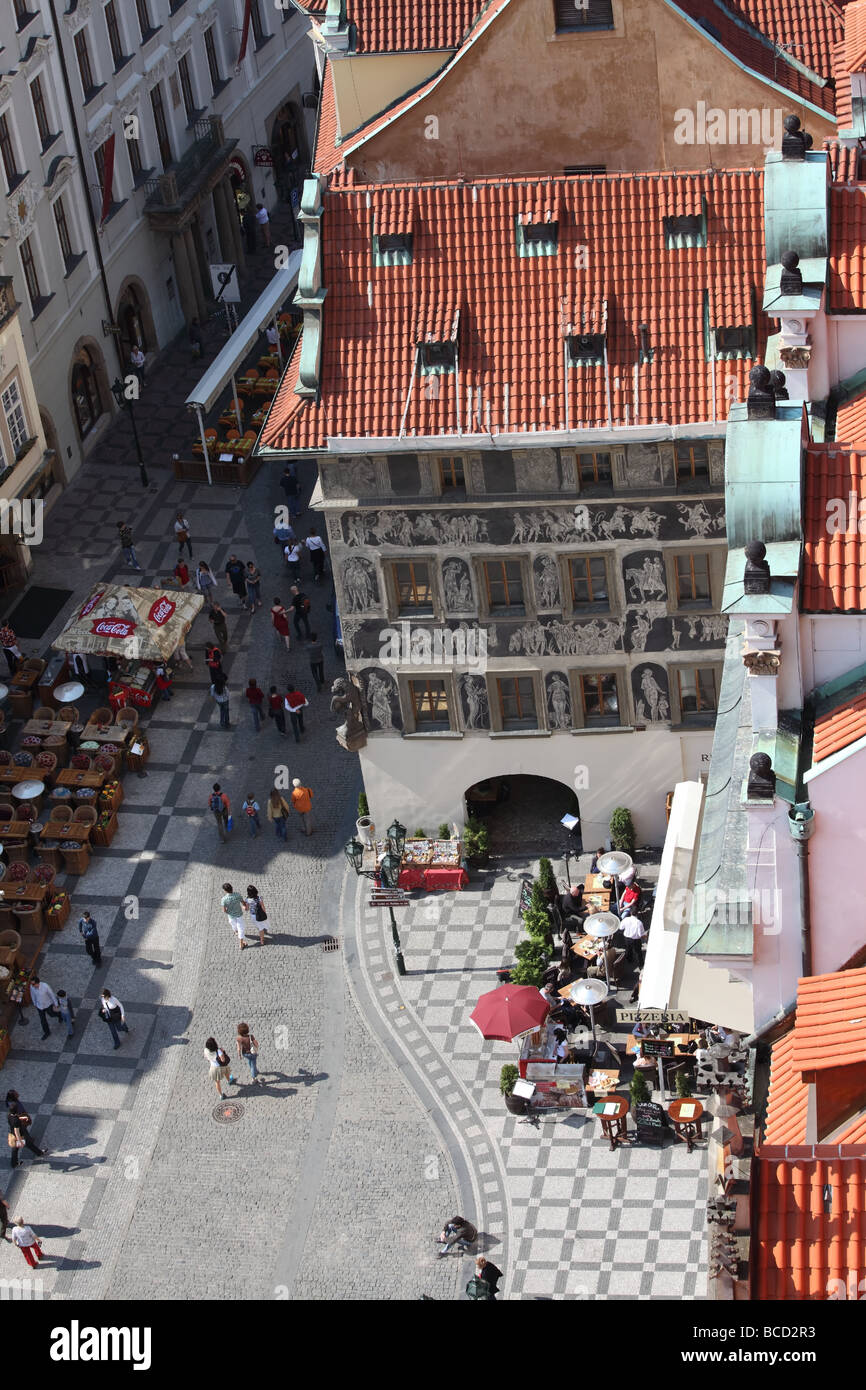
xmin=554 ymin=0 xmax=615 ymax=33
xmin=567 ymin=333 xmax=605 ymax=366
xmin=373 ymin=231 xmax=413 ymax=266
xmin=419 ymin=341 xmax=456 ymax=373
xmin=516 ymin=217 xmax=559 ymax=257
xmin=664 ymin=208 xmax=707 ymax=249
xmin=715 ymin=326 xmax=749 ymax=354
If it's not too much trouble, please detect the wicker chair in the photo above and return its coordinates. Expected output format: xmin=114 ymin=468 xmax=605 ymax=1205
xmin=0 ymin=802 xmax=14 ymax=820
xmin=93 ymin=753 xmax=117 ymax=778
xmin=34 ymin=751 xmax=57 ymax=783
xmin=90 ymin=707 xmax=113 ymax=727
xmin=14 ymin=904 xmax=43 ymax=935
xmin=0 ymin=904 xmax=17 ymax=932
xmin=57 ymin=706 xmax=79 ymax=725
xmin=42 ymin=735 xmax=69 ymax=769
xmin=4 ymin=840 xmax=28 ymax=864
xmin=0 ymin=750 xmax=11 ymax=767
xmin=115 ymin=707 xmax=139 ymax=731
xmin=47 ymin=804 xmax=73 ymax=824
xmin=11 ymin=751 xmax=33 ymax=769
xmin=16 ymin=802 xmax=36 ymax=823
xmin=28 ymin=864 xmax=55 ymax=888
xmin=32 ymin=706 xmax=55 ymax=722
xmin=72 ymin=805 xmax=97 ymax=827
xmin=0 ymin=928 xmax=21 ymax=967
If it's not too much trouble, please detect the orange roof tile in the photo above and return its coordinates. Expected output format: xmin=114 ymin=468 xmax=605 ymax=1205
xmin=754 ymin=1154 xmax=866 ymax=1299
xmin=763 ymin=1030 xmax=809 ymax=1144
xmin=295 ymin=0 xmax=484 ymax=53
xmin=312 ymin=60 xmax=342 ymax=177
xmin=260 ymin=168 xmax=768 ymax=453
xmin=824 ymin=136 xmax=861 ymax=181
xmin=730 ymin=0 xmax=844 ymax=81
xmin=802 ymin=444 xmax=866 ymax=611
xmin=793 ymin=967 xmax=866 ymax=1069
xmin=835 ymin=389 xmax=866 ymax=445
xmin=829 ymin=185 xmax=866 ymax=308
xmin=813 ymin=690 xmax=866 ymax=761
xmin=845 ymin=0 xmax=866 ymax=72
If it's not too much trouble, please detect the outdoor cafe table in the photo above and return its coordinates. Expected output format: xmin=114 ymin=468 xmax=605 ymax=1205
xmin=583 ymin=873 xmax=611 ymax=912
xmin=571 ymin=934 xmax=601 ymax=960
xmin=592 ymin=1094 xmax=630 ymax=1150
xmin=0 ymin=820 xmax=30 ymax=840
xmin=56 ymin=769 xmax=106 ymax=792
xmin=0 ymin=768 xmax=37 ymax=790
xmin=40 ymin=823 xmax=91 ymax=843
xmin=668 ymin=1097 xmax=705 ymax=1152
xmin=21 ymin=719 xmax=69 ymax=738
xmin=0 ymin=882 xmax=50 ymax=904
xmin=80 ymin=724 xmax=130 ymax=746
xmin=9 ymin=669 xmax=39 ymax=691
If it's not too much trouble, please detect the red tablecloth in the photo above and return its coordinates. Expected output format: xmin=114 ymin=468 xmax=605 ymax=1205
xmin=398 ymin=865 xmax=427 ymax=890
xmin=396 ymin=865 xmax=468 ymax=891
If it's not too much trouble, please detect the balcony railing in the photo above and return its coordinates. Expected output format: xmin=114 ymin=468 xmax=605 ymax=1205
xmin=144 ymin=117 xmax=229 ymax=211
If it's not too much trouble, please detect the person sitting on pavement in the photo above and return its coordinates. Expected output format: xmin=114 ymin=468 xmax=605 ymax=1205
xmin=437 ymin=1216 xmax=477 ymax=1256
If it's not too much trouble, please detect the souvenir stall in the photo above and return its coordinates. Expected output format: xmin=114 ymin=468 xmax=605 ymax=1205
xmin=362 ymin=836 xmax=468 ymax=891
xmin=517 ymin=1024 xmax=589 ymax=1112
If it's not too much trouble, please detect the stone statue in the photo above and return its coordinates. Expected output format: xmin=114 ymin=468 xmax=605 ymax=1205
xmin=462 ymin=675 xmax=489 ymax=729
xmin=547 ymin=674 xmax=571 ymax=729
xmin=330 ymin=676 xmax=367 ymax=752
xmin=747 ymin=751 xmax=776 ymax=799
xmin=366 ymin=672 xmax=396 ymax=730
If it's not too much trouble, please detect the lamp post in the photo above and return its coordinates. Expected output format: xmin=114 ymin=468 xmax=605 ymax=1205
xmin=584 ymin=911 xmax=619 ymax=992
xmin=111 ymin=377 xmax=149 ymax=488
xmin=345 ymin=821 xmax=407 ymax=976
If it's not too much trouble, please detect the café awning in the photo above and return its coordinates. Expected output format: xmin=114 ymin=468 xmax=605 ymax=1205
xmin=52 ymin=584 xmax=204 ymax=663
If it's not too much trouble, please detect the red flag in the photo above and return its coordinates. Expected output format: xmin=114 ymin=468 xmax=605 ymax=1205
xmin=99 ymin=133 xmax=116 ymax=228
xmin=237 ymin=0 xmax=253 ymax=66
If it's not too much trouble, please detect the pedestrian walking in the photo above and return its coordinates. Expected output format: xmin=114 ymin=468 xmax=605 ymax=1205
xmin=8 ymin=980 xmax=28 ymax=1027
xmin=221 ymin=883 xmax=248 ymax=951
xmin=244 ymin=561 xmax=262 ymax=612
xmin=154 ymin=664 xmax=174 ymax=703
xmin=209 ymin=783 xmax=231 ymax=841
xmin=241 ymin=794 xmax=261 ymax=838
xmin=279 ymin=462 xmax=302 ymax=519
xmin=204 ymin=1037 xmax=236 ymax=1098
xmin=174 ymin=512 xmax=193 ymax=559
xmin=173 ymin=558 xmax=190 ymax=588
xmin=116 ymin=521 xmax=142 ymax=571
xmin=130 ymin=344 xmax=146 ymax=389
xmin=271 ymin=598 xmax=291 ymax=651
xmin=78 ymin=911 xmax=102 ymax=966
xmin=284 ymin=540 xmax=302 ymax=584
xmin=236 ymin=1022 xmax=261 ymax=1083
xmin=172 ymin=636 xmax=193 ymax=667
xmin=267 ymin=787 xmax=290 ymax=839
xmin=475 ymin=1255 xmax=503 ymax=1295
xmin=274 ymin=517 xmax=294 ymax=549
xmin=0 ymin=624 xmax=22 ymax=676
xmin=291 ymin=778 xmax=313 ymax=835
xmin=243 ymin=886 xmax=268 ymax=946
xmin=0 ymin=1189 xmax=9 ymax=1240
xmin=245 ymin=678 xmax=265 ymax=731
xmin=290 ymin=585 xmax=311 ymax=639
xmin=189 ymin=318 xmax=204 ymax=358
xmin=267 ymin=685 xmax=286 ymax=735
xmin=55 ymin=990 xmax=75 ymax=1038
xmin=6 ymin=1092 xmax=45 ymax=1169
xmin=98 ymin=989 xmax=130 ymax=1049
xmin=307 ymin=632 xmax=325 ymax=692
xmin=284 ymin=685 xmax=308 ymax=743
xmin=225 ymin=554 xmax=246 ymax=603
xmin=209 ymin=601 xmax=229 ymax=649
xmin=255 ymin=202 xmax=271 ymax=247
xmin=210 ymin=673 xmax=231 ymax=729
xmin=11 ymin=1219 xmax=43 ymax=1269
xmin=205 ymin=643 xmax=224 ymax=681
xmin=195 ymin=560 xmax=218 ymax=602
xmin=305 ymin=527 xmax=327 ymax=584
xmin=29 ymin=977 xmax=60 ymax=1040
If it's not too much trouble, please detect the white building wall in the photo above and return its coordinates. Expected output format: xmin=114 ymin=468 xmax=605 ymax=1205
xmin=800 ymin=614 xmax=866 ymax=691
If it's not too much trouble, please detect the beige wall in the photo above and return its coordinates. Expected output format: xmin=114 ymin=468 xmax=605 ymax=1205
xmin=0 ymin=310 xmax=48 ymax=501
xmin=331 ymin=51 xmax=450 ymax=135
xmin=348 ymin=0 xmax=832 ymax=180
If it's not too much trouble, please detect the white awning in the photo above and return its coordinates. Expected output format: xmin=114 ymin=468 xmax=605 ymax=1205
xmin=184 ymin=250 xmax=302 ymax=414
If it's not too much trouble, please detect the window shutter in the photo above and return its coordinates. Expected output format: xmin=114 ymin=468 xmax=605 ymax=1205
xmin=555 ymin=0 xmax=615 ymax=32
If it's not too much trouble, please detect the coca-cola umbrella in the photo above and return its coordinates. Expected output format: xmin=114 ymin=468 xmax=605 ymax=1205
xmin=51 ymin=584 xmax=204 ymax=663
xmin=470 ymin=983 xmax=550 ymax=1042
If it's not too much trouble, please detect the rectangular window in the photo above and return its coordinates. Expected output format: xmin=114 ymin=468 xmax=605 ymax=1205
xmin=564 ymin=164 xmax=606 ymax=175
xmin=569 ymin=556 xmax=608 ymax=608
xmin=675 ymin=442 xmax=709 ymax=481
xmin=516 ymin=217 xmax=559 ymax=256
xmin=715 ymin=326 xmax=749 ymax=353
xmin=676 ymin=667 xmax=717 ymax=720
xmin=74 ymin=29 xmax=95 ymax=99
xmin=579 ymin=673 xmax=620 ymax=725
xmin=93 ymin=140 xmax=112 ymax=201
xmin=497 ymin=676 xmax=538 ymax=730
xmin=127 ymin=123 xmax=143 ymax=179
xmin=250 ymin=0 xmax=266 ymax=45
xmin=576 ymin=450 xmax=611 ymax=484
xmin=204 ymin=26 xmax=221 ymax=91
xmin=418 ymin=341 xmax=455 ymax=372
xmin=104 ymin=1 xmax=125 ymax=69
xmin=2 ymin=378 xmax=29 ymax=456
xmin=483 ymin=560 xmax=524 ymax=612
xmin=674 ymin=552 xmax=712 ymax=607
xmin=19 ymin=235 xmax=41 ymax=312
xmin=150 ymin=82 xmax=172 ymax=169
xmin=439 ymin=457 xmax=465 ymax=490
xmin=178 ymin=54 xmax=196 ymax=123
xmin=135 ymin=0 xmax=152 ymax=39
xmin=567 ymin=333 xmax=605 ymax=365
xmin=409 ymin=679 xmax=450 ymax=730
xmin=554 ymin=0 xmax=615 ymax=32
xmin=52 ymin=195 xmax=75 ymax=271
xmin=393 ymin=562 xmax=433 ymax=614
xmin=30 ymin=76 xmax=51 ymax=149
xmin=0 ymin=112 xmax=19 ymax=189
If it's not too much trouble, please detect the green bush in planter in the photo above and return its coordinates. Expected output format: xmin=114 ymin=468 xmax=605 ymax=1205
xmin=462 ymin=825 xmax=476 ymax=857
xmin=522 ymin=905 xmax=552 ymax=942
xmin=629 ymin=1068 xmax=651 ymax=1108
xmin=537 ymin=857 xmax=556 ymax=894
xmin=529 ymin=881 xmax=548 ymax=913
xmin=358 ymin=792 xmax=369 ymax=818
xmin=511 ymin=937 xmax=549 ymax=986
xmin=675 ymin=1067 xmax=693 ymax=1100
xmin=465 ymin=818 xmax=488 ymax=856
xmin=414 ymin=828 xmax=426 ymax=839
xmin=609 ymin=806 xmax=636 ymax=856
xmin=499 ymin=1063 xmax=519 ymax=1096
xmin=438 ymin=823 xmax=451 ymax=840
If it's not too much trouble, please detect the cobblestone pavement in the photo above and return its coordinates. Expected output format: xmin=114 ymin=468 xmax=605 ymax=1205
xmin=0 ymin=204 xmax=462 ymax=1301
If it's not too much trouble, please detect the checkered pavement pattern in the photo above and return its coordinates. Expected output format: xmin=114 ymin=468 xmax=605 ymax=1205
xmin=383 ymin=861 xmax=708 ymax=1300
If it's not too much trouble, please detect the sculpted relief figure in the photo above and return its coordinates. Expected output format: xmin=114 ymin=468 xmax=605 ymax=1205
xmin=634 ymin=666 xmax=669 ymax=723
xmin=341 ymin=556 xmax=378 ymax=612
xmin=461 ymin=675 xmax=489 ymax=729
xmin=677 ymin=500 xmax=718 ymax=537
xmin=442 ymin=558 xmax=473 ymax=611
xmin=547 ymin=673 xmax=571 ymax=729
xmin=535 ymin=554 xmax=560 ymax=609
xmin=365 ymin=672 xmax=397 ymax=731
xmin=629 ymin=507 xmax=664 ymax=539
xmin=330 ymin=676 xmax=367 ymax=752
xmin=625 ymin=556 xmax=666 ymax=604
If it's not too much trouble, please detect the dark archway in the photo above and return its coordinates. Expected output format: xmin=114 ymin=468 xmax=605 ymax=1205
xmin=115 ymin=277 xmax=156 ymax=360
xmin=464 ymin=774 xmax=581 ymax=856
xmin=70 ymin=341 xmax=108 ymax=441
xmin=269 ymin=99 xmax=309 ymax=201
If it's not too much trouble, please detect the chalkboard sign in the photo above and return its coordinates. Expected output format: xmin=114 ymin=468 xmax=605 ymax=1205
xmin=518 ymin=881 xmax=533 ymax=913
xmin=635 ymin=1101 xmax=667 ymax=1146
xmin=642 ymin=1039 xmax=675 ymax=1058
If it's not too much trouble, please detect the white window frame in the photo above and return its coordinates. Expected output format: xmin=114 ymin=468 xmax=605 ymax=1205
xmin=2 ymin=377 xmax=30 ymax=456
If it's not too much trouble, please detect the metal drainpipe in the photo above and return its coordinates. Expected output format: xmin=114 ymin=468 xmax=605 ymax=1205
xmin=740 ymin=1000 xmax=796 ymax=1050
xmin=788 ymin=803 xmax=816 ymax=980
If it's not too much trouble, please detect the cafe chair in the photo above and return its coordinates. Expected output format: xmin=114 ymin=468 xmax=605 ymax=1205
xmin=12 ymin=751 xmax=33 ymax=768
xmin=34 ymin=751 xmax=57 ymax=782
xmin=13 ymin=904 xmax=43 ymax=935
xmin=47 ymin=805 xmax=72 ymax=825
xmin=115 ymin=707 xmax=139 ymax=730
xmin=608 ymin=949 xmax=627 ymax=985
xmin=32 ymin=706 xmax=55 ymax=722
xmin=0 ymin=928 xmax=21 ymax=967
xmin=0 ymin=801 xmax=14 ymax=820
xmin=218 ymin=397 xmax=246 ymax=430
xmin=16 ymin=803 xmax=36 ymax=823
xmin=4 ymin=839 xmax=28 ymax=864
xmin=42 ymin=735 xmax=68 ymax=769
xmin=94 ymin=753 xmax=117 ymax=778
xmin=0 ymin=750 xmax=10 ymax=767
xmin=90 ymin=707 xmax=113 ymax=727
xmin=0 ymin=903 xmax=17 ymax=932
xmin=57 ymin=706 xmax=78 ymax=725
xmin=72 ymin=806 xmax=97 ymax=827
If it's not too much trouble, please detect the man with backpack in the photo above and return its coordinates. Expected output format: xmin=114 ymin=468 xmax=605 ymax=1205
xmin=209 ymin=783 xmax=231 ymax=841
xmin=290 ymin=584 xmax=311 ymax=640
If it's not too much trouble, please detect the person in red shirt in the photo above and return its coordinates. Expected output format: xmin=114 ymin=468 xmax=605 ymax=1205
xmin=205 ymin=645 xmax=224 ymax=680
xmin=174 ymin=559 xmax=190 ymax=587
xmin=284 ymin=686 xmax=308 ymax=744
xmin=619 ymin=881 xmax=641 ymax=917
xmin=271 ymin=598 xmax=291 ymax=651
xmin=267 ymin=685 xmax=286 ymax=735
xmin=245 ymin=678 xmax=265 ymax=732
xmin=154 ymin=665 xmax=173 ymax=702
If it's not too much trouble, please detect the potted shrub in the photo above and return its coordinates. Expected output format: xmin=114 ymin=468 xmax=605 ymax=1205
xmin=675 ymin=1067 xmax=694 ymax=1100
xmin=522 ymin=901 xmax=554 ymax=953
xmin=629 ymin=1067 xmax=651 ymax=1111
xmin=356 ymin=791 xmax=375 ymax=848
xmin=468 ymin=819 xmax=490 ymax=868
xmin=438 ymin=822 xmax=451 ymax=840
xmin=609 ymin=806 xmax=636 ymax=856
xmin=511 ymin=936 xmax=549 ymax=986
xmin=414 ymin=827 xmax=426 ymax=839
xmin=537 ymin=856 xmax=557 ymax=903
xmin=500 ymin=1063 xmax=525 ymax=1115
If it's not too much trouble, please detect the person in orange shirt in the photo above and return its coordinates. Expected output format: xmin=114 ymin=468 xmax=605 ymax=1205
xmin=291 ymin=778 xmax=313 ymax=836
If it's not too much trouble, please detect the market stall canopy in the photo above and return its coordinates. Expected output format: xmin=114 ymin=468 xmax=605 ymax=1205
xmin=470 ymin=983 xmax=550 ymax=1043
xmin=52 ymin=585 xmax=204 ymax=662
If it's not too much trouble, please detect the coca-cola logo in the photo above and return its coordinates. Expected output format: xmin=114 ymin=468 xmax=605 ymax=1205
xmin=79 ymin=590 xmax=105 ymax=620
xmin=148 ymin=597 xmax=176 ymax=627
xmin=90 ymin=619 xmax=136 ymax=638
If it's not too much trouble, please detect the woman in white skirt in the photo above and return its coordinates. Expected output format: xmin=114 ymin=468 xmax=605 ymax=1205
xmin=204 ymin=1037 xmax=236 ymax=1098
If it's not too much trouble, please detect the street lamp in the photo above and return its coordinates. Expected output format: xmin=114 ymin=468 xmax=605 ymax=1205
xmin=584 ymin=911 xmax=619 ymax=992
xmin=596 ymin=850 xmax=633 ymax=916
xmin=344 ymin=833 xmax=407 ymax=976
xmin=111 ymin=377 xmax=149 ymax=488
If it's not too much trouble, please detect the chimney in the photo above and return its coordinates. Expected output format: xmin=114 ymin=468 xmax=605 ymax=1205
xmin=779 ymin=251 xmax=802 ymax=296
xmin=769 ymin=369 xmax=788 ymax=401
xmin=747 ymin=364 xmax=775 ymax=420
xmin=638 ymin=323 xmax=653 ymax=363
xmin=747 ymin=751 xmax=776 ymax=800
xmin=781 ymin=114 xmax=811 ymax=161
xmin=743 ymin=541 xmax=771 ymax=594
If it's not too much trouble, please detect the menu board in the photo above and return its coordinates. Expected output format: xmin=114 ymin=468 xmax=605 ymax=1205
xmin=635 ymin=1101 xmax=667 ymax=1145
xmin=642 ymin=1039 xmax=675 ymax=1058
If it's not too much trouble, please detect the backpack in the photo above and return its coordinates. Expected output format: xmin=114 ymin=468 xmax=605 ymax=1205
xmin=302 ymin=598 xmax=311 ymax=613
xmin=210 ymin=793 xmax=223 ymax=813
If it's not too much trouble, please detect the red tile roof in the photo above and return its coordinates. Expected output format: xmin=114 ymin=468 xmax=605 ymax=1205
xmin=845 ymin=0 xmax=866 ymax=71
xmin=830 ymin=186 xmax=866 ymax=309
xmin=260 ymin=169 xmax=768 ymax=453
xmin=753 ymin=1153 xmax=866 ymax=1299
xmin=793 ymin=967 xmax=866 ymax=1067
xmin=731 ymin=0 xmax=844 ymax=81
xmin=295 ymin=0 xmax=485 ymax=52
xmin=824 ymin=137 xmax=861 ymax=183
xmin=802 ymin=443 xmax=866 ymax=611
xmin=312 ymin=59 xmax=341 ymax=176
xmin=813 ymin=690 xmax=866 ymax=762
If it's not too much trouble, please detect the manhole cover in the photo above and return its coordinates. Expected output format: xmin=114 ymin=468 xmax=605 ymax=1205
xmin=322 ymin=936 xmax=340 ymax=952
xmin=212 ymin=1101 xmax=244 ymax=1124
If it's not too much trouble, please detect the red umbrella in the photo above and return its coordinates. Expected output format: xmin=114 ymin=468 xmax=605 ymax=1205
xmin=470 ymin=983 xmax=550 ymax=1042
